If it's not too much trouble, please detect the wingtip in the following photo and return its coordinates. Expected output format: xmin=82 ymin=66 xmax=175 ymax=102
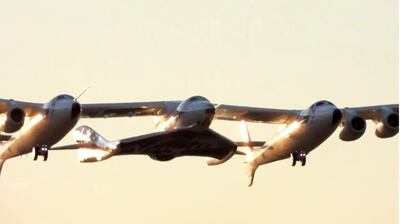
xmin=206 ymin=150 xmax=235 ymax=166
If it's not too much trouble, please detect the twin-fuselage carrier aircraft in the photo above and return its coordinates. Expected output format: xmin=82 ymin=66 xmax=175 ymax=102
xmin=0 ymin=95 xmax=398 ymax=186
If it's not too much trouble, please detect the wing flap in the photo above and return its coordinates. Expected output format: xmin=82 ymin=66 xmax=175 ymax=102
xmin=215 ymin=104 xmax=300 ymax=124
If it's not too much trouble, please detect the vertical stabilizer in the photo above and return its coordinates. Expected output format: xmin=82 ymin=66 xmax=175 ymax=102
xmin=239 ymin=121 xmax=264 ymax=187
xmin=239 ymin=120 xmax=254 ymax=160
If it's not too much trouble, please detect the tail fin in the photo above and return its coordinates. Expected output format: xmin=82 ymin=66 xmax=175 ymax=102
xmin=239 ymin=121 xmax=266 ymax=161
xmin=73 ymin=126 xmax=118 ymax=162
xmin=239 ymin=121 xmax=263 ymax=187
xmin=206 ymin=121 xmax=259 ymax=166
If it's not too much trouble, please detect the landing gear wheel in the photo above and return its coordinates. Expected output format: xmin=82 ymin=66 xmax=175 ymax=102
xmin=292 ymin=151 xmax=306 ymax=167
xmin=43 ymin=149 xmax=48 ymax=161
xmin=299 ymin=151 xmax=306 ymax=166
xmin=301 ymin=156 xmax=306 ymax=166
xmin=33 ymin=145 xmax=49 ymax=161
xmin=291 ymin=153 xmax=297 ymax=166
xmin=33 ymin=150 xmax=38 ymax=161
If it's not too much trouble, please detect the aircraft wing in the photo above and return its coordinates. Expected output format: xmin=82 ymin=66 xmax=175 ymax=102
xmin=214 ymin=103 xmax=399 ymax=124
xmin=341 ymin=104 xmax=398 ymax=120
xmin=51 ymin=126 xmax=238 ymax=162
xmin=80 ymin=101 xmax=180 ymax=118
xmin=214 ymin=104 xmax=301 ymax=124
xmin=117 ymin=128 xmax=237 ymax=160
xmin=0 ymin=99 xmax=43 ymax=116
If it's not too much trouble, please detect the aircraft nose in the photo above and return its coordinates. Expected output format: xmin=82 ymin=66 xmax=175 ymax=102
xmin=332 ymin=109 xmax=342 ymax=125
xmin=71 ymin=102 xmax=81 ymax=119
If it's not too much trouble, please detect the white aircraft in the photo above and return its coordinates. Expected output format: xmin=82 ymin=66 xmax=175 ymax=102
xmin=0 ymin=95 xmax=397 ymax=188
xmin=0 ymin=95 xmax=81 ymax=173
xmin=215 ymin=101 xmax=398 ymax=186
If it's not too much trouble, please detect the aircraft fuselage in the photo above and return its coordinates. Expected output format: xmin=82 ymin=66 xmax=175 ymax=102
xmin=251 ymin=101 xmax=342 ymax=166
xmin=158 ymin=96 xmax=215 ymax=130
xmin=0 ymin=95 xmax=81 ymax=160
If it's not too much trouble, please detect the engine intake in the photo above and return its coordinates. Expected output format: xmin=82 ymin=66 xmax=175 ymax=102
xmin=339 ymin=110 xmax=366 ymax=141
xmin=0 ymin=108 xmax=25 ymax=133
xmin=375 ymin=110 xmax=399 ymax=138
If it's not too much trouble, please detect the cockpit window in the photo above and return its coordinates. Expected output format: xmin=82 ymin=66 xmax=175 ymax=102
xmin=56 ymin=95 xmax=68 ymax=100
xmin=314 ymin=100 xmax=333 ymax=107
xmin=188 ymin=96 xmax=206 ymax=102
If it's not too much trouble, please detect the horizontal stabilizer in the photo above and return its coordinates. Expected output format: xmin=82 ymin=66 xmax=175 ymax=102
xmin=51 ymin=143 xmax=94 ymax=150
xmin=236 ymin=141 xmax=265 ymax=147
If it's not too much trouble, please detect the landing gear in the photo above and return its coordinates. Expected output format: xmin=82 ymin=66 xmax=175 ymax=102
xmin=301 ymin=155 xmax=306 ymax=166
xmin=33 ymin=145 xmax=48 ymax=161
xmin=292 ymin=151 xmax=306 ymax=166
xmin=292 ymin=153 xmax=297 ymax=166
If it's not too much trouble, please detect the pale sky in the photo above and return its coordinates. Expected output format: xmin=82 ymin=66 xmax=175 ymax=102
xmin=0 ymin=0 xmax=398 ymax=223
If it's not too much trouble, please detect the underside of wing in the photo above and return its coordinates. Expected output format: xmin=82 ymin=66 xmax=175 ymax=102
xmin=339 ymin=104 xmax=399 ymax=140
xmin=214 ymin=104 xmax=301 ymax=124
xmin=0 ymin=99 xmax=44 ymax=133
xmin=117 ymin=128 xmax=237 ymax=161
xmin=80 ymin=101 xmax=180 ymax=118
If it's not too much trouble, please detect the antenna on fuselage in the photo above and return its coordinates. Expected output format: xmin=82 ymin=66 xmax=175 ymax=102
xmin=75 ymin=87 xmax=90 ymax=101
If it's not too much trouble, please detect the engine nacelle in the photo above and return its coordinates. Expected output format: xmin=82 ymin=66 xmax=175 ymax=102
xmin=0 ymin=108 xmax=25 ymax=133
xmin=339 ymin=110 xmax=366 ymax=141
xmin=375 ymin=110 xmax=399 ymax=138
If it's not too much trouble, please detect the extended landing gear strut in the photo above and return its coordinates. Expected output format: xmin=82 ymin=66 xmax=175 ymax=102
xmin=292 ymin=151 xmax=306 ymax=166
xmin=33 ymin=145 xmax=48 ymax=161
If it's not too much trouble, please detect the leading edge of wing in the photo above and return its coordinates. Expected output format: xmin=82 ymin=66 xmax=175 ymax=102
xmin=342 ymin=104 xmax=399 ymax=120
xmin=0 ymin=99 xmax=44 ymax=116
xmin=80 ymin=101 xmax=181 ymax=118
xmin=214 ymin=104 xmax=301 ymax=124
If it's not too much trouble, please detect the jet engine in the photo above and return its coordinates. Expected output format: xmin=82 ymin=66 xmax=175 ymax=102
xmin=339 ymin=111 xmax=366 ymax=141
xmin=0 ymin=108 xmax=25 ymax=133
xmin=375 ymin=110 xmax=399 ymax=138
